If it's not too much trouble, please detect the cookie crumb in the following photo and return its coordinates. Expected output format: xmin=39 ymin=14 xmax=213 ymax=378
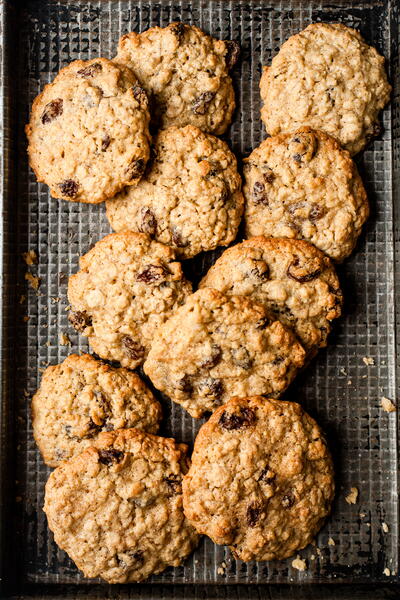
xmin=292 ymin=556 xmax=307 ymax=571
xmin=340 ymin=368 xmax=347 ymax=375
xmin=22 ymin=250 xmax=37 ymax=265
xmin=347 ymin=380 xmax=352 ymax=385
xmin=381 ymin=397 xmax=396 ymax=412
xmin=359 ymin=512 xmax=366 ymax=518
xmin=19 ymin=295 xmax=26 ymax=304
xmin=382 ymin=522 xmax=389 ymax=533
xmin=328 ymin=537 xmax=335 ymax=546
xmin=310 ymin=554 xmax=315 ymax=560
xmin=345 ymin=487 xmax=358 ymax=504
xmin=59 ymin=333 xmax=71 ymax=346
xmin=362 ymin=356 xmax=374 ymax=366
xmin=25 ymin=272 xmax=40 ymax=291
xmin=23 ymin=315 xmax=30 ymax=322
xmin=383 ymin=567 xmax=390 ymax=577
xmin=217 ymin=567 xmax=225 ymax=575
xmin=51 ymin=296 xmax=60 ymax=303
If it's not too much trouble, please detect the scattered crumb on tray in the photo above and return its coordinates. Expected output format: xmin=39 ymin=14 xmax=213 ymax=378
xmin=359 ymin=512 xmax=366 ymax=518
xmin=23 ymin=316 xmax=30 ymax=322
xmin=362 ymin=356 xmax=374 ymax=366
xmin=382 ymin=522 xmax=389 ymax=533
xmin=328 ymin=537 xmax=335 ymax=546
xmin=345 ymin=487 xmax=359 ymax=505
xmin=383 ymin=568 xmax=391 ymax=577
xmin=25 ymin=272 xmax=40 ymax=291
xmin=51 ymin=296 xmax=60 ymax=303
xmin=381 ymin=397 xmax=396 ymax=412
xmin=59 ymin=333 xmax=71 ymax=346
xmin=19 ymin=294 xmax=26 ymax=304
xmin=292 ymin=556 xmax=307 ymax=571
xmin=340 ymin=368 xmax=347 ymax=375
xmin=22 ymin=250 xmax=37 ymax=265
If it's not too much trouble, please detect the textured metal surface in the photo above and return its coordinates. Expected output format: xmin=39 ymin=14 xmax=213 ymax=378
xmin=0 ymin=0 xmax=399 ymax=594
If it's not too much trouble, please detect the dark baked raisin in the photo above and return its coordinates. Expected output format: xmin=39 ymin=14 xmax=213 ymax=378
xmin=164 ymin=474 xmax=182 ymax=494
xmin=85 ymin=418 xmax=102 ymax=438
xmin=136 ymin=264 xmax=168 ymax=283
xmin=126 ymin=159 xmax=145 ymax=180
xmin=258 ymin=465 xmax=276 ymax=485
xmin=132 ymin=83 xmax=147 ymax=105
xmin=293 ymin=153 xmax=302 ymax=163
xmin=250 ymin=260 xmax=269 ymax=281
xmin=289 ymin=132 xmax=318 ymax=162
xmin=287 ymin=258 xmax=322 ymax=283
xmin=177 ymin=375 xmax=193 ymax=394
xmin=171 ymin=228 xmax=188 ymax=248
xmin=58 ymin=179 xmax=79 ymax=198
xmin=198 ymin=377 xmax=223 ymax=399
xmin=281 ymin=493 xmax=295 ymax=509
xmin=77 ymin=62 xmax=102 ymax=78
xmin=255 ymin=316 xmax=270 ymax=329
xmin=231 ymin=347 xmax=252 ymax=370
xmin=101 ymin=134 xmax=111 ymax=151
xmin=170 ymin=22 xmax=186 ymax=41
xmin=192 ymin=91 xmax=215 ymax=115
xmin=219 ymin=406 xmax=256 ymax=430
xmin=121 ymin=336 xmax=145 ymax=361
xmin=246 ymin=501 xmax=263 ymax=527
xmin=116 ymin=550 xmax=144 ymax=569
xmin=41 ymin=98 xmax=63 ymax=124
xmin=94 ymin=390 xmax=109 ymax=411
xmin=200 ymin=344 xmax=222 ymax=369
xmin=224 ymin=40 xmax=240 ymax=69
xmin=68 ymin=310 xmax=92 ymax=332
xmin=252 ymin=181 xmax=268 ymax=206
xmin=139 ymin=208 xmax=157 ymax=237
xmin=309 ymin=205 xmax=326 ymax=221
xmin=98 ymin=449 xmax=124 ymax=466
xmin=103 ymin=420 xmax=114 ymax=432
xmin=366 ymin=121 xmax=382 ymax=143
xmin=263 ymin=170 xmax=275 ymax=184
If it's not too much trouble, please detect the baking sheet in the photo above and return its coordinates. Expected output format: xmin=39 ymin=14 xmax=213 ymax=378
xmin=0 ymin=0 xmax=399 ymax=592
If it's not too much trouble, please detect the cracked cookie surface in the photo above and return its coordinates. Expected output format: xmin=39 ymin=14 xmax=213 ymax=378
xmin=32 ymin=353 xmax=162 ymax=467
xmin=67 ymin=232 xmax=192 ymax=369
xmin=106 ymin=125 xmax=243 ymax=258
xmin=44 ymin=428 xmax=199 ymax=583
xmin=242 ymin=128 xmax=368 ymax=261
xmin=116 ymin=22 xmax=238 ymax=134
xmin=144 ymin=288 xmax=305 ymax=418
xmin=183 ymin=396 xmax=334 ymax=561
xmin=260 ymin=23 xmax=391 ymax=155
xmin=26 ymin=57 xmax=150 ymax=203
xmin=200 ymin=237 xmax=342 ymax=355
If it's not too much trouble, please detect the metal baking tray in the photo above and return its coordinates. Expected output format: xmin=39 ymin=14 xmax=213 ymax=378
xmin=0 ymin=0 xmax=399 ymax=597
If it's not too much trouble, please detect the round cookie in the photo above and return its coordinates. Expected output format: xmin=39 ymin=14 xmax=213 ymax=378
xmin=32 ymin=353 xmax=162 ymax=467
xmin=26 ymin=57 xmax=150 ymax=203
xmin=116 ymin=22 xmax=239 ymax=134
xmin=144 ymin=288 xmax=306 ymax=418
xmin=44 ymin=428 xmax=199 ymax=583
xmin=183 ymin=396 xmax=334 ymax=561
xmin=242 ymin=128 xmax=368 ymax=261
xmin=199 ymin=237 xmax=343 ymax=355
xmin=260 ymin=23 xmax=391 ymax=155
xmin=67 ymin=232 xmax=192 ymax=369
xmin=106 ymin=125 xmax=244 ymax=259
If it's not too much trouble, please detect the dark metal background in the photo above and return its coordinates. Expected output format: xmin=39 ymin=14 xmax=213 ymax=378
xmin=0 ymin=0 xmax=399 ymax=597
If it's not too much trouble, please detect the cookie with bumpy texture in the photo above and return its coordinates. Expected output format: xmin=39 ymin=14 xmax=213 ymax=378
xmin=32 ymin=353 xmax=162 ymax=467
xmin=68 ymin=232 xmax=192 ymax=369
xmin=242 ymin=128 xmax=368 ymax=261
xmin=183 ymin=396 xmax=334 ymax=561
xmin=106 ymin=125 xmax=243 ymax=259
xmin=260 ymin=23 xmax=391 ymax=155
xmin=144 ymin=288 xmax=305 ymax=418
xmin=200 ymin=237 xmax=342 ymax=355
xmin=44 ymin=428 xmax=199 ymax=583
xmin=116 ymin=22 xmax=239 ymax=134
xmin=26 ymin=58 xmax=150 ymax=203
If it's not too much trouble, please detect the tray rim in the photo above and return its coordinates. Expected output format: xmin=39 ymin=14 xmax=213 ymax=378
xmin=1 ymin=0 xmax=399 ymax=596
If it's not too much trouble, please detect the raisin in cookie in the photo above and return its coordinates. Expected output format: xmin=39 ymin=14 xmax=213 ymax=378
xmin=200 ymin=237 xmax=342 ymax=355
xmin=68 ymin=232 xmax=192 ymax=369
xmin=183 ymin=396 xmax=334 ymax=561
xmin=32 ymin=353 xmax=162 ymax=467
xmin=106 ymin=126 xmax=243 ymax=259
xmin=44 ymin=428 xmax=199 ymax=583
xmin=144 ymin=288 xmax=305 ymax=418
xmin=260 ymin=23 xmax=391 ymax=155
xmin=243 ymin=128 xmax=368 ymax=261
xmin=116 ymin=22 xmax=239 ymax=134
xmin=26 ymin=58 xmax=150 ymax=203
